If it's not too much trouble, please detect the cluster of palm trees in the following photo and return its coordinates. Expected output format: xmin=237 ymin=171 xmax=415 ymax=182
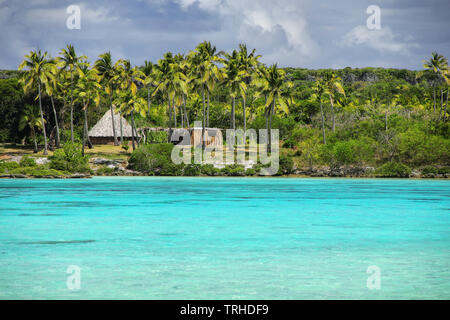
xmin=18 ymin=42 xmax=293 ymax=154
xmin=421 ymin=52 xmax=450 ymax=121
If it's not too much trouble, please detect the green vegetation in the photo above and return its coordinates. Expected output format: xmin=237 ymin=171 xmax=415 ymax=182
xmin=375 ymin=162 xmax=412 ymax=178
xmin=49 ymin=142 xmax=91 ymax=173
xmin=0 ymin=44 xmax=449 ymax=178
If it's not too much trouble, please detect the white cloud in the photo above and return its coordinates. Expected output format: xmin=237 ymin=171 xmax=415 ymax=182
xmin=339 ymin=25 xmax=418 ymax=54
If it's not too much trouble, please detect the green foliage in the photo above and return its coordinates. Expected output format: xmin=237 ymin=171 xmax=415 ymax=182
xmin=375 ymin=162 xmax=412 ymax=177
xmin=200 ymin=164 xmax=221 ymax=176
xmin=146 ymin=131 xmax=168 ymax=144
xmin=121 ymin=141 xmax=130 ymax=152
xmin=183 ymin=164 xmax=202 ymax=176
xmin=19 ymin=156 xmax=37 ymax=167
xmin=277 ymin=155 xmax=294 ymax=175
xmin=95 ymin=166 xmax=118 ymax=176
xmin=49 ymin=142 xmax=91 ymax=173
xmin=322 ymin=138 xmax=375 ymax=166
xmin=0 ymin=161 xmax=20 ymax=173
xmin=421 ymin=166 xmax=438 ymax=175
xmin=128 ymin=143 xmax=184 ymax=175
xmin=221 ymin=164 xmax=245 ymax=176
xmin=8 ymin=166 xmax=65 ymax=176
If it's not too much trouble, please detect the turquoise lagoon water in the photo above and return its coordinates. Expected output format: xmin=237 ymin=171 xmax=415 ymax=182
xmin=0 ymin=177 xmax=449 ymax=299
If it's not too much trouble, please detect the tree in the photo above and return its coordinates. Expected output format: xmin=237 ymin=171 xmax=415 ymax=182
xmin=422 ymin=52 xmax=448 ymax=112
xmin=312 ymin=78 xmax=327 ymax=144
xmin=19 ymin=50 xmax=57 ymax=155
xmin=18 ymin=104 xmax=44 ymax=153
xmin=153 ymin=52 xmax=187 ymax=142
xmin=74 ymin=62 xmax=101 ymax=156
xmin=323 ymin=72 xmax=345 ymax=132
xmin=59 ymin=44 xmax=87 ymax=143
xmin=141 ymin=60 xmax=155 ymax=118
xmin=189 ymin=41 xmax=222 ymax=148
xmin=254 ymin=64 xmax=292 ymax=151
xmin=221 ymin=49 xmax=246 ymax=130
xmin=95 ymin=52 xmax=119 ymax=146
xmin=237 ymin=44 xmax=261 ymax=132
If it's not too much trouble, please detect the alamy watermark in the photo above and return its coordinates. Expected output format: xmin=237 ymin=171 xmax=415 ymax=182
xmin=66 ymin=5 xmax=81 ymax=30
xmin=366 ymin=5 xmax=381 ymax=30
xmin=170 ymin=121 xmax=279 ymax=176
xmin=66 ymin=265 xmax=81 ymax=290
xmin=366 ymin=265 xmax=381 ymax=290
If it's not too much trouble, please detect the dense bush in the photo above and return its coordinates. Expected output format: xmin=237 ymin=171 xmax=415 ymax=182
xmin=19 ymin=156 xmax=36 ymax=167
xmin=9 ymin=166 xmax=65 ymax=176
xmin=0 ymin=161 xmax=20 ymax=173
xmin=277 ymin=155 xmax=294 ymax=175
xmin=49 ymin=142 xmax=91 ymax=173
xmin=200 ymin=164 xmax=221 ymax=176
xmin=128 ymin=143 xmax=184 ymax=175
xmin=183 ymin=164 xmax=202 ymax=176
xmin=221 ymin=164 xmax=245 ymax=176
xmin=322 ymin=138 xmax=375 ymax=167
xmin=375 ymin=162 xmax=412 ymax=177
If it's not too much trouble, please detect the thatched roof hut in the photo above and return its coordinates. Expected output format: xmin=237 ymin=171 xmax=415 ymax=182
xmin=88 ymin=110 xmax=137 ymax=144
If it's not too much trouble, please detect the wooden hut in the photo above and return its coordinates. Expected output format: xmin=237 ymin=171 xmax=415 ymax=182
xmin=88 ymin=110 xmax=138 ymax=145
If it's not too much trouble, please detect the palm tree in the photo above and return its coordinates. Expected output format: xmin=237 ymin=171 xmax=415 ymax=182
xmin=423 ymin=52 xmax=448 ymax=112
xmin=189 ymin=41 xmax=222 ymax=149
xmin=141 ymin=60 xmax=155 ymax=117
xmin=323 ymin=72 xmax=345 ymax=132
xmin=237 ymin=44 xmax=261 ymax=132
xmin=153 ymin=52 xmax=187 ymax=142
xmin=74 ymin=62 xmax=101 ymax=156
xmin=115 ymin=90 xmax=146 ymax=151
xmin=255 ymin=64 xmax=292 ymax=151
xmin=19 ymin=50 xmax=57 ymax=155
xmin=59 ymin=44 xmax=87 ymax=143
xmin=221 ymin=49 xmax=246 ymax=130
xmin=95 ymin=52 xmax=119 ymax=146
xmin=18 ymin=104 xmax=44 ymax=153
xmin=114 ymin=59 xmax=144 ymax=143
xmin=312 ymin=78 xmax=327 ymax=144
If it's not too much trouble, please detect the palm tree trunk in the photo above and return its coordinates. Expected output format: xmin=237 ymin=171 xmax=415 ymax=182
xmin=119 ymin=111 xmax=124 ymax=144
xmin=202 ymin=85 xmax=206 ymax=150
xmin=243 ymin=94 xmax=246 ymax=133
xmin=207 ymin=90 xmax=210 ymax=127
xmin=50 ymin=96 xmax=60 ymax=148
xmin=433 ymin=86 xmax=436 ymax=112
xmin=109 ymin=93 xmax=119 ymax=146
xmin=147 ymin=87 xmax=151 ymax=117
xmin=38 ymin=82 xmax=48 ymax=155
xmin=168 ymin=92 xmax=172 ymax=142
xmin=232 ymin=96 xmax=236 ymax=130
xmin=131 ymin=110 xmax=136 ymax=151
xmin=319 ymin=96 xmax=326 ymax=144
xmin=268 ymin=100 xmax=275 ymax=153
xmin=439 ymin=89 xmax=444 ymax=120
xmin=82 ymin=104 xmax=88 ymax=157
xmin=173 ymin=97 xmax=177 ymax=128
xmin=70 ymin=71 xmax=74 ymax=143
xmin=183 ymin=94 xmax=189 ymax=128
xmin=444 ymin=88 xmax=448 ymax=122
xmin=32 ymin=126 xmax=38 ymax=153
xmin=330 ymin=95 xmax=335 ymax=132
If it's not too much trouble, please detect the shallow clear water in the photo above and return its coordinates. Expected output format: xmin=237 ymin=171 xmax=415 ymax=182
xmin=0 ymin=177 xmax=449 ymax=299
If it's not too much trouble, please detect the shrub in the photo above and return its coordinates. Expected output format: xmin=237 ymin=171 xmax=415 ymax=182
xmin=421 ymin=166 xmax=438 ymax=175
xmin=9 ymin=166 xmax=65 ymax=176
xmin=375 ymin=162 xmax=411 ymax=178
xmin=95 ymin=166 xmax=117 ymax=176
xmin=201 ymin=164 xmax=221 ymax=176
xmin=19 ymin=156 xmax=37 ymax=167
xmin=184 ymin=164 xmax=202 ymax=176
xmin=146 ymin=131 xmax=168 ymax=144
xmin=121 ymin=142 xmax=130 ymax=152
xmin=49 ymin=142 xmax=91 ymax=173
xmin=128 ymin=143 xmax=184 ymax=176
xmin=438 ymin=166 xmax=450 ymax=174
xmin=221 ymin=164 xmax=245 ymax=176
xmin=0 ymin=161 xmax=20 ymax=173
xmin=277 ymin=154 xmax=294 ymax=175
xmin=245 ymin=168 xmax=256 ymax=176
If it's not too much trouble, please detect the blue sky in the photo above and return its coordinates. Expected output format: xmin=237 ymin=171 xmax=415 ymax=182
xmin=0 ymin=0 xmax=449 ymax=70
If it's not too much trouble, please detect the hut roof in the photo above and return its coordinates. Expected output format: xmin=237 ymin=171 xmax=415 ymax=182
xmin=88 ymin=109 xmax=134 ymax=138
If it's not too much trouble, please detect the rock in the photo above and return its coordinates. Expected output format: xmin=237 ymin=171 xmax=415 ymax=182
xmin=410 ymin=170 xmax=421 ymax=178
xmin=0 ymin=174 xmax=12 ymax=178
xmin=11 ymin=174 xmax=27 ymax=178
xmin=35 ymin=157 xmax=50 ymax=165
xmin=90 ymin=157 xmax=125 ymax=166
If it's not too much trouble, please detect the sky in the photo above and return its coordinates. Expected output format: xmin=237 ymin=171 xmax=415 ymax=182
xmin=0 ymin=0 xmax=449 ymax=70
